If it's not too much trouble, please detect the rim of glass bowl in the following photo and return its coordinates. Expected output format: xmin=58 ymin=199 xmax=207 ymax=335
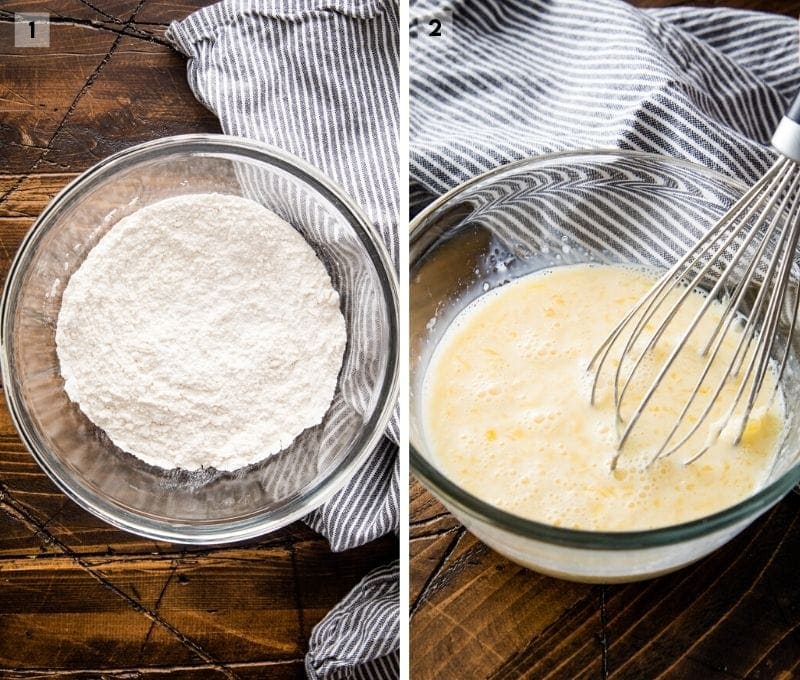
xmin=0 ymin=133 xmax=399 ymax=544
xmin=410 ymin=148 xmax=800 ymax=551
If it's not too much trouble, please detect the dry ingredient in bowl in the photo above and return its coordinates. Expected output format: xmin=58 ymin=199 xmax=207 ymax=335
xmin=56 ymin=193 xmax=346 ymax=472
xmin=422 ymin=264 xmax=785 ymax=531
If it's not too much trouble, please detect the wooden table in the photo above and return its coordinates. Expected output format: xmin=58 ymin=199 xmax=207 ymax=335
xmin=0 ymin=2 xmax=397 ymax=677
xmin=411 ymin=1 xmax=800 ymax=678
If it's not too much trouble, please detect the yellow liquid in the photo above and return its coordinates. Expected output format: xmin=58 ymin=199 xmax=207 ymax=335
xmin=422 ymin=264 xmax=784 ymax=530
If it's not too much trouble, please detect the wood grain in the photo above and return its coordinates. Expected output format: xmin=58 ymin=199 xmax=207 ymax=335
xmin=0 ymin=540 xmax=395 ymax=670
xmin=410 ymin=479 xmax=800 ymax=679
xmin=0 ymin=1 xmax=398 ymax=676
xmin=0 ymin=12 xmax=220 ymax=178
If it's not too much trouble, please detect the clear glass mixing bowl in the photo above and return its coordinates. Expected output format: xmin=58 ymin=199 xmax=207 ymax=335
xmin=2 ymin=134 xmax=398 ymax=544
xmin=410 ymin=150 xmax=800 ymax=582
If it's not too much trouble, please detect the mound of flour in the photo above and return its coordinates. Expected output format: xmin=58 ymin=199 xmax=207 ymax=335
xmin=56 ymin=193 xmax=346 ymax=471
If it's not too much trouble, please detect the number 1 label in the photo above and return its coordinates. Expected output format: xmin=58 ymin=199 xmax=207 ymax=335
xmin=14 ymin=13 xmax=50 ymax=48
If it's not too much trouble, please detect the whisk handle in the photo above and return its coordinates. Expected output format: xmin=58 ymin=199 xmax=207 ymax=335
xmin=785 ymin=93 xmax=800 ymax=124
xmin=772 ymin=91 xmax=800 ymax=162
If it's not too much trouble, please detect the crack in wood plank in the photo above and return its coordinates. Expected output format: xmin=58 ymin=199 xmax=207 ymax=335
xmin=409 ymin=510 xmax=454 ymax=528
xmin=409 ymin=508 xmax=451 ymax=525
xmin=76 ymin=0 xmax=128 ymax=24
xmin=287 ymin=537 xmax=307 ymax=649
xmin=517 ymin=550 xmax=716 ymax=680
xmin=409 ymin=524 xmax=461 ymax=543
xmin=0 ymin=478 xmax=57 ymax=535
xmin=51 ymin=13 xmax=173 ymax=47
xmin=0 ymin=13 xmax=174 ymax=49
xmin=485 ymin=586 xmax=601 ymax=680
xmin=599 ymin=585 xmax=609 ymax=680
xmin=0 ymin=480 xmax=239 ymax=679
xmin=3 ymin=141 xmax=51 ymax=153
xmin=39 ymin=497 xmax=70 ymax=530
xmin=410 ymin=526 xmax=465 ymax=618
xmin=516 ymin=529 xmax=756 ymax=680
xmin=610 ymin=510 xmax=779 ymax=677
xmin=419 ymin=537 xmax=492 ymax=612
xmin=137 ymin=562 xmax=178 ymax=663
xmin=0 ymin=0 xmax=162 ymax=212
xmin=0 ymin=658 xmax=305 ymax=676
xmin=0 ymin=535 xmax=320 ymax=563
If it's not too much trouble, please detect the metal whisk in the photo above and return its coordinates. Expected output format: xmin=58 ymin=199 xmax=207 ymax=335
xmin=589 ymin=98 xmax=800 ymax=470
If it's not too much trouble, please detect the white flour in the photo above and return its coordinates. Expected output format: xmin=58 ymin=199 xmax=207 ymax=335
xmin=56 ymin=193 xmax=346 ymax=471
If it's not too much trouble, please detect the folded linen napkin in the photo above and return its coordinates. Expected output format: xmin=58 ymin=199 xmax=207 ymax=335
xmin=167 ymin=2 xmax=399 ymax=677
xmin=410 ymin=0 xmax=800 ymax=212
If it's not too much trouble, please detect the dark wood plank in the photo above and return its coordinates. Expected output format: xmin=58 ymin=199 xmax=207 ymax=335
xmin=39 ymin=34 xmax=220 ymax=171
xmin=410 ymin=484 xmax=800 ymax=679
xmin=0 ymin=537 xmax=395 ymax=672
xmin=0 ymin=20 xmax=220 ymax=178
xmin=0 ymin=174 xmax=78 ymax=227
xmin=136 ymin=1 xmax=211 ymax=25
xmin=0 ymin=1 xmax=141 ymax=23
xmin=410 ymin=513 xmax=599 ymax=680
xmin=0 ymin=663 xmax=304 ymax=679
xmin=0 ymin=19 xmax=120 ymax=176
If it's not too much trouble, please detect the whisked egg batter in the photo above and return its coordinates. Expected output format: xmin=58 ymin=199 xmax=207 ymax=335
xmin=422 ymin=264 xmax=785 ymax=530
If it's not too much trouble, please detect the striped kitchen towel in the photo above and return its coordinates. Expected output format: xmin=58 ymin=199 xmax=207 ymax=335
xmin=410 ymin=0 xmax=800 ymax=212
xmin=167 ymin=2 xmax=399 ymax=678
xmin=306 ymin=560 xmax=399 ymax=679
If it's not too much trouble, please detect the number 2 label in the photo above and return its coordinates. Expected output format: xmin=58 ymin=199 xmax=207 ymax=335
xmin=411 ymin=7 xmax=454 ymax=51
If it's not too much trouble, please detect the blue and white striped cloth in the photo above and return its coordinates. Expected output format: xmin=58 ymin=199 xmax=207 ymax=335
xmin=411 ymin=0 xmax=800 ymax=212
xmin=167 ymin=2 xmax=399 ymax=678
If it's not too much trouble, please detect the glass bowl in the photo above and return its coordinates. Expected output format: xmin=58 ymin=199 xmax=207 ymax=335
xmin=2 ymin=134 xmax=398 ymax=544
xmin=410 ymin=150 xmax=800 ymax=582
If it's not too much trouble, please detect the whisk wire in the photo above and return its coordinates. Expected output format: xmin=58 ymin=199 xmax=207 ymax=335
xmin=588 ymin=156 xmax=786 ymax=405
xmin=773 ymin=252 xmax=800 ymax=393
xmin=732 ymin=194 xmax=800 ymax=445
xmin=586 ymin=162 xmax=787 ymax=397
xmin=656 ymin=167 xmax=800 ymax=463
xmin=700 ymin=166 xmax=800 ymax=358
xmin=680 ymin=224 xmax=798 ymax=465
xmin=612 ymin=161 xmax=794 ymax=454
xmin=589 ymin=149 xmax=800 ymax=469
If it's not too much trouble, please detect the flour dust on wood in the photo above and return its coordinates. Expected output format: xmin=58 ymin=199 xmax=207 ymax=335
xmin=56 ymin=193 xmax=346 ymax=471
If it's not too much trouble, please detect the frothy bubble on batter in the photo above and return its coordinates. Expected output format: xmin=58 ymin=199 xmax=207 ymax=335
xmin=422 ymin=264 xmax=785 ymax=531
